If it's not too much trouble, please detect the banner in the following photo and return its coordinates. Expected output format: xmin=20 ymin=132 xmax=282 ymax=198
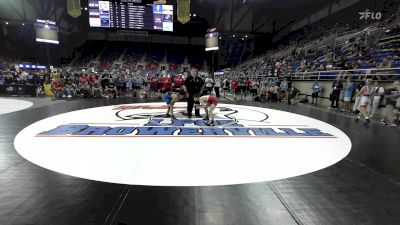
xmin=177 ymin=0 xmax=190 ymax=24
xmin=67 ymin=0 xmax=82 ymax=18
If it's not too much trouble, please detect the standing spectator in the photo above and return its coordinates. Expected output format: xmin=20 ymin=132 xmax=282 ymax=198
xmin=368 ymin=81 xmax=385 ymax=118
xmin=0 ymin=72 xmax=4 ymax=85
xmin=204 ymin=76 xmax=214 ymax=95
xmin=329 ymin=77 xmax=343 ymax=110
xmin=126 ymin=75 xmax=133 ymax=97
xmin=214 ymin=77 xmax=221 ymax=98
xmin=352 ymin=77 xmax=366 ymax=113
xmin=162 ymin=75 xmax=172 ymax=93
xmin=250 ymin=79 xmax=260 ymax=98
xmin=311 ymin=80 xmax=321 ymax=104
xmin=231 ymin=79 xmax=239 ymax=99
xmin=245 ymin=77 xmax=252 ymax=97
xmin=183 ymin=68 xmax=204 ymax=118
xmin=343 ymin=77 xmax=354 ymax=112
xmin=149 ymin=75 xmax=159 ymax=98
xmin=223 ymin=77 xmax=230 ymax=97
xmin=380 ymin=81 xmax=400 ymax=127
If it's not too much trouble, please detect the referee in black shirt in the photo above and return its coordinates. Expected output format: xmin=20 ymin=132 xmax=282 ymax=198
xmin=183 ymin=68 xmax=204 ymax=118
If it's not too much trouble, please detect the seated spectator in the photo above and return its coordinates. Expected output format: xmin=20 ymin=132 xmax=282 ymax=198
xmin=92 ymin=82 xmax=103 ymax=98
xmin=62 ymin=81 xmax=75 ymax=98
xmin=259 ymin=85 xmax=268 ymax=101
xmin=52 ymin=79 xmax=64 ymax=97
xmin=378 ymin=57 xmax=393 ymax=80
xmin=268 ymin=85 xmax=280 ymax=102
xmin=105 ymin=82 xmax=118 ymax=98
xmin=287 ymin=84 xmax=300 ymax=105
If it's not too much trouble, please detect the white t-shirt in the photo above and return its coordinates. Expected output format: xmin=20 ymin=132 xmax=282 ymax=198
xmin=205 ymin=78 xmax=214 ymax=88
xmin=373 ymin=86 xmax=385 ymax=99
xmin=214 ymin=79 xmax=221 ymax=88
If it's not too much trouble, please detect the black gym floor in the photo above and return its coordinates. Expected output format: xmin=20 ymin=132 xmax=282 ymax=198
xmin=0 ymin=97 xmax=399 ymax=225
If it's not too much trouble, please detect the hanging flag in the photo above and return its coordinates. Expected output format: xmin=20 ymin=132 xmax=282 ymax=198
xmin=67 ymin=0 xmax=82 ymax=18
xmin=177 ymin=0 xmax=190 ymax=24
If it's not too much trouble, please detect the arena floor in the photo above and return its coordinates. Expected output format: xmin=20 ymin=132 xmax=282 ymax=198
xmin=1 ymin=97 xmax=399 ymax=225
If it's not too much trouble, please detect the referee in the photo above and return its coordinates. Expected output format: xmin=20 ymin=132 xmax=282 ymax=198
xmin=183 ymin=68 xmax=204 ymax=118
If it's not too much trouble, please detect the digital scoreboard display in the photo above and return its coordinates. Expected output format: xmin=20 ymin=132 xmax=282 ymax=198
xmin=35 ymin=19 xmax=59 ymax=44
xmin=88 ymin=0 xmax=173 ymax=32
xmin=205 ymin=31 xmax=219 ymax=51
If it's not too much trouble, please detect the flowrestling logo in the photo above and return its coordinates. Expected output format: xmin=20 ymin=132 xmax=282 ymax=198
xmin=36 ymin=104 xmax=335 ymax=138
xmin=14 ymin=103 xmax=351 ymax=186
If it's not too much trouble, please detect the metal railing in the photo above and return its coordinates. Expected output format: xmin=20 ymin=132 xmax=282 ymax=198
xmin=293 ymin=67 xmax=400 ymax=80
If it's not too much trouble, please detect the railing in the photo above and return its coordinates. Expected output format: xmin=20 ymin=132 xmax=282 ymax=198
xmin=293 ymin=67 xmax=400 ymax=80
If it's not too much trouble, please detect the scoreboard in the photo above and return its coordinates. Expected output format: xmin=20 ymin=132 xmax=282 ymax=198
xmin=88 ymin=0 xmax=173 ymax=32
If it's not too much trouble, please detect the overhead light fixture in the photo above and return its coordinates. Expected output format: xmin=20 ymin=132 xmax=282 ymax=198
xmin=385 ymin=29 xmax=391 ymax=33
xmin=193 ymin=14 xmax=196 ymax=17
xmin=232 ymin=34 xmax=235 ymax=37
xmin=5 ymin=21 xmax=8 ymax=25
xmin=22 ymin=23 xmax=25 ymax=26
xmin=245 ymin=35 xmax=248 ymax=38
xmin=219 ymin=37 xmax=221 ymax=40
xmin=242 ymin=38 xmax=244 ymax=40
xmin=84 ymin=7 xmax=88 ymax=11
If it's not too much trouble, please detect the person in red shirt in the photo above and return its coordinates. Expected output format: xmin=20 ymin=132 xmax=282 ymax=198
xmin=245 ymin=78 xmax=252 ymax=97
xmin=150 ymin=75 xmax=159 ymax=98
xmin=162 ymin=75 xmax=172 ymax=93
xmin=231 ymin=79 xmax=239 ymax=99
xmin=173 ymin=75 xmax=185 ymax=89
xmin=52 ymin=79 xmax=64 ymax=97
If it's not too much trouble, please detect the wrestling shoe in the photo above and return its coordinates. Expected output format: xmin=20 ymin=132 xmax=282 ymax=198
xmin=203 ymin=117 xmax=210 ymax=120
xmin=207 ymin=121 xmax=215 ymax=126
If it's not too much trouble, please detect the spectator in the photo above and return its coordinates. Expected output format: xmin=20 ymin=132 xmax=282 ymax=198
xmin=368 ymin=81 xmax=385 ymax=118
xmin=343 ymin=77 xmax=354 ymax=112
xmin=63 ymin=81 xmax=75 ymax=98
xmin=52 ymin=79 xmax=64 ymax=97
xmin=0 ymin=72 xmax=4 ymax=85
xmin=214 ymin=77 xmax=221 ymax=98
xmin=311 ymin=80 xmax=321 ymax=104
xmin=92 ymin=81 xmax=103 ymax=98
xmin=231 ymin=79 xmax=239 ymax=99
xmin=329 ymin=77 xmax=343 ymax=110
xmin=204 ymin=76 xmax=214 ymax=95
xmin=223 ymin=77 xmax=230 ymax=96
xmin=287 ymin=83 xmax=299 ymax=105
xmin=280 ymin=78 xmax=289 ymax=100
xmin=380 ymin=81 xmax=400 ymax=127
xmin=250 ymin=79 xmax=260 ymax=98
xmin=352 ymin=77 xmax=367 ymax=113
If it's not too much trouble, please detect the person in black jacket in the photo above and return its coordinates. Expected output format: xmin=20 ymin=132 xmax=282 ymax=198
xmin=183 ymin=68 xmax=204 ymax=118
xmin=330 ymin=77 xmax=343 ymax=110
